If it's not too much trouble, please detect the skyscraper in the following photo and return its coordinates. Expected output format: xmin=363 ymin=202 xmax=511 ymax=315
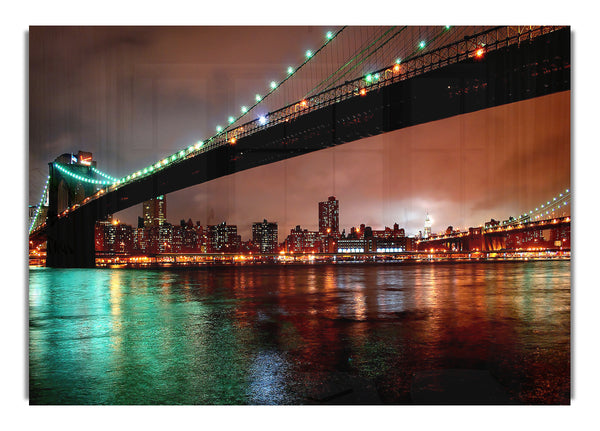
xmin=143 ymin=195 xmax=167 ymax=227
xmin=318 ymin=196 xmax=339 ymax=236
xmin=424 ymin=212 xmax=432 ymax=238
xmin=252 ymin=219 xmax=278 ymax=253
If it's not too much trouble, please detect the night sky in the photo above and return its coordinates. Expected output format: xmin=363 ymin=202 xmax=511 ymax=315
xmin=28 ymin=26 xmax=571 ymax=239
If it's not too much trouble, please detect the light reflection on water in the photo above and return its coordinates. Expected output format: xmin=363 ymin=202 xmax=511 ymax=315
xmin=29 ymin=261 xmax=570 ymax=405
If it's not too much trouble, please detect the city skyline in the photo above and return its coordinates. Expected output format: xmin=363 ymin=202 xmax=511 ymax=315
xmin=29 ymin=27 xmax=570 ymax=239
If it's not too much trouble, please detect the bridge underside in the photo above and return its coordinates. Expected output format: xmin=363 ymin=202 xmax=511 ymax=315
xmin=41 ymin=28 xmax=570 ymax=267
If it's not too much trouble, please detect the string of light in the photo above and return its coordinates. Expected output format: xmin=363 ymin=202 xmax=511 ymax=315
xmin=91 ymin=166 xmax=117 ymax=182
xmin=520 ymin=189 xmax=571 ymax=220
xmin=112 ymin=28 xmax=344 ymax=187
xmin=54 ymin=163 xmax=113 ymax=185
xmin=29 ymin=175 xmax=50 ymax=233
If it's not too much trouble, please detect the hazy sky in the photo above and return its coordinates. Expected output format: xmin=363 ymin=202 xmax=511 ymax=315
xmin=28 ymin=26 xmax=570 ymax=239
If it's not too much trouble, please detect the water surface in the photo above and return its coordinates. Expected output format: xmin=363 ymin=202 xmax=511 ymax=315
xmin=29 ymin=261 xmax=570 ymax=404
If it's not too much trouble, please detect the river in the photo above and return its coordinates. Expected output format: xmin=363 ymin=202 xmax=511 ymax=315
xmin=28 ymin=261 xmax=570 ymax=404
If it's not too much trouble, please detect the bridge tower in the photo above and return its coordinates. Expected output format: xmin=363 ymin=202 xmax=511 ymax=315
xmin=47 ymin=151 xmax=98 ymax=218
xmin=45 ymin=151 xmax=100 ymax=267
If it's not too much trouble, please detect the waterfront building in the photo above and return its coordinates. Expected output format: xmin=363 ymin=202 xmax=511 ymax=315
xmin=318 ymin=196 xmax=339 ymax=237
xmin=143 ymin=195 xmax=167 ymax=227
xmin=95 ymin=217 xmax=133 ymax=253
xmin=284 ymin=226 xmax=321 ymax=253
xmin=207 ymin=222 xmax=241 ymax=252
xmin=252 ymin=219 xmax=278 ymax=253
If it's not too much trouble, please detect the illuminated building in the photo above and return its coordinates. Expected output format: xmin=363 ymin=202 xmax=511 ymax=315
xmin=252 ymin=219 xmax=278 ymax=253
xmin=143 ymin=195 xmax=167 ymax=227
xmin=319 ymin=196 xmax=339 ymax=237
xmin=207 ymin=222 xmax=241 ymax=252
xmin=133 ymin=227 xmax=149 ymax=253
xmin=424 ymin=212 xmax=432 ymax=238
xmin=284 ymin=226 xmax=320 ymax=253
xmin=157 ymin=223 xmax=173 ymax=253
xmin=95 ymin=217 xmax=133 ymax=253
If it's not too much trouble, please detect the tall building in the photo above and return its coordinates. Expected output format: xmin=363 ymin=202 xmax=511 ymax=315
xmin=318 ymin=196 xmax=339 ymax=236
xmin=143 ymin=195 xmax=167 ymax=227
xmin=252 ymin=219 xmax=278 ymax=253
xmin=424 ymin=212 xmax=432 ymax=238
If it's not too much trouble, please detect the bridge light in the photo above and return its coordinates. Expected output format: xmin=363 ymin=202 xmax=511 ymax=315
xmin=216 ymin=125 xmax=223 ymax=133
xmin=195 ymin=141 xmax=204 ymax=149
xmin=326 ymin=31 xmax=333 ymax=40
xmin=393 ymin=64 xmax=400 ymax=73
xmin=365 ymin=74 xmax=372 ymax=83
xmin=270 ymin=81 xmax=277 ymax=90
xmin=287 ymin=66 xmax=294 ymax=75
xmin=419 ymin=41 xmax=426 ymax=49
xmin=228 ymin=116 xmax=235 ymax=124
xmin=445 ymin=25 xmax=451 ymax=30
xmin=259 ymin=116 xmax=267 ymax=125
xmin=255 ymin=94 xmax=262 ymax=102
xmin=374 ymin=73 xmax=380 ymax=80
xmin=241 ymin=106 xmax=248 ymax=113
xmin=475 ymin=47 xmax=485 ymax=58
xmin=566 ymin=189 xmax=569 ymax=193
xmin=179 ymin=150 xmax=185 ymax=157
xmin=305 ymin=50 xmax=313 ymax=58
xmin=359 ymin=88 xmax=367 ymax=96
xmin=230 ymin=137 xmax=237 ymax=144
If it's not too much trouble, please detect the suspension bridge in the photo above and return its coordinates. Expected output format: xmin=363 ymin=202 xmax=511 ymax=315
xmin=28 ymin=25 xmax=570 ymax=267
